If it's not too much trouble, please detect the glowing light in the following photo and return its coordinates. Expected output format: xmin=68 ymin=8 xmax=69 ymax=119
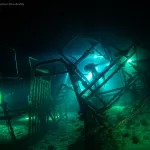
xmin=106 ymin=63 xmax=110 ymax=66
xmin=86 ymin=72 xmax=92 ymax=81
xmin=64 ymin=73 xmax=69 ymax=84
xmin=94 ymin=55 xmax=103 ymax=59
xmin=96 ymin=67 xmax=98 ymax=71
xmin=127 ymin=59 xmax=132 ymax=63
xmin=18 ymin=117 xmax=29 ymax=122
xmin=49 ymin=117 xmax=53 ymax=121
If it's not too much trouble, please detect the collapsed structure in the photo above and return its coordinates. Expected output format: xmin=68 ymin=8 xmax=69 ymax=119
xmin=0 ymin=36 xmax=150 ymax=149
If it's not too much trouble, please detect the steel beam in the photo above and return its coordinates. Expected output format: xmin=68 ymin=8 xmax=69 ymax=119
xmin=86 ymin=51 xmax=136 ymax=100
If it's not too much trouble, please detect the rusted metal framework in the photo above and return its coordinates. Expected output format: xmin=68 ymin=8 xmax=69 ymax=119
xmin=0 ymin=47 xmax=25 ymax=142
xmin=0 ymin=53 xmax=54 ymax=144
xmin=33 ymin=37 xmax=149 ymax=149
xmin=0 ymin=39 xmax=149 ymax=148
xmin=28 ymin=77 xmax=52 ymax=136
xmin=49 ymin=84 xmax=73 ymax=122
xmin=28 ymin=57 xmax=73 ymax=138
xmin=0 ymin=52 xmax=51 ymax=143
xmin=0 ymin=73 xmax=25 ymax=141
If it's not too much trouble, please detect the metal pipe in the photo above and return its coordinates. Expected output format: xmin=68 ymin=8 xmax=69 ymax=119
xmin=74 ymin=42 xmax=98 ymax=66
xmin=123 ymin=69 xmax=132 ymax=77
xmin=29 ymin=56 xmax=39 ymax=79
xmin=99 ymin=87 xmax=123 ymax=95
xmin=6 ymin=47 xmax=19 ymax=77
xmin=29 ymin=56 xmax=39 ymax=68
xmin=13 ymin=49 xmax=19 ymax=77
xmin=107 ymin=76 xmax=139 ymax=108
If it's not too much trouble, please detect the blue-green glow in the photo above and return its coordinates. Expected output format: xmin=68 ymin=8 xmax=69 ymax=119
xmin=86 ymin=72 xmax=92 ymax=81
xmin=127 ymin=59 xmax=132 ymax=63
xmin=94 ymin=55 xmax=103 ymax=59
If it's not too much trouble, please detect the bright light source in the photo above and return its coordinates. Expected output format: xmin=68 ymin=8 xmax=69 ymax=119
xmin=94 ymin=55 xmax=103 ymax=59
xmin=49 ymin=117 xmax=53 ymax=121
xmin=127 ymin=59 xmax=132 ymax=63
xmin=106 ymin=63 xmax=110 ymax=66
xmin=86 ymin=72 xmax=92 ymax=81
xmin=96 ymin=67 xmax=98 ymax=71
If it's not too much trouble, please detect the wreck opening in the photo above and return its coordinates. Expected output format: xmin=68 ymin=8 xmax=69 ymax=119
xmin=0 ymin=35 xmax=150 ymax=150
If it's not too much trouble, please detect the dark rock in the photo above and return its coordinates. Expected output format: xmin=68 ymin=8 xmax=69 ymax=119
xmin=40 ymin=146 xmax=45 ymax=149
xmin=140 ymin=119 xmax=149 ymax=126
xmin=48 ymin=145 xmax=55 ymax=150
xmin=44 ymin=140 xmax=49 ymax=144
xmin=60 ymin=138 xmax=66 ymax=142
xmin=132 ymin=135 xmax=139 ymax=144
xmin=143 ymin=135 xmax=149 ymax=140
xmin=123 ymin=132 xmax=130 ymax=138
xmin=76 ymin=126 xmax=83 ymax=132
xmin=28 ymin=148 xmax=34 ymax=150
xmin=71 ymin=119 xmax=76 ymax=123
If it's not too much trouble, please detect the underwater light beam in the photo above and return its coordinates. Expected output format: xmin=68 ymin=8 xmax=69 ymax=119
xmin=86 ymin=72 xmax=92 ymax=81
xmin=127 ymin=59 xmax=132 ymax=63
xmin=94 ymin=55 xmax=103 ymax=59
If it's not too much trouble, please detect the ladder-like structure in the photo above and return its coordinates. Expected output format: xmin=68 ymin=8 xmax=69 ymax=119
xmin=60 ymin=43 xmax=137 ymax=113
xmin=35 ymin=41 xmax=140 ymax=117
xmin=34 ymin=38 xmax=150 ymax=150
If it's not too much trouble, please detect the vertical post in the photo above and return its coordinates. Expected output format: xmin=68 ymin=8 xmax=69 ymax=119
xmin=28 ymin=80 xmax=32 ymax=136
xmin=65 ymin=102 xmax=68 ymax=121
xmin=122 ymin=69 xmax=127 ymax=85
xmin=28 ymin=57 xmax=38 ymax=136
xmin=43 ymin=80 xmax=47 ymax=132
xmin=47 ymin=77 xmax=52 ymax=125
xmin=67 ymin=66 xmax=89 ymax=150
xmin=35 ymin=78 xmax=39 ymax=134
xmin=37 ymin=79 xmax=40 ymax=133
xmin=12 ymin=48 xmax=19 ymax=77
xmin=84 ymin=106 xmax=89 ymax=149
xmin=6 ymin=48 xmax=19 ymax=77
xmin=32 ymin=79 xmax=36 ymax=135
